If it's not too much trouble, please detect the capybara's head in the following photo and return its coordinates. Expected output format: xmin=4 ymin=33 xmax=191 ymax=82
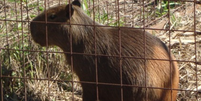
xmin=30 ymin=0 xmax=81 ymax=48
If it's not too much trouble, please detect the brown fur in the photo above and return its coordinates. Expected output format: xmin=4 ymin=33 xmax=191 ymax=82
xmin=30 ymin=0 xmax=179 ymax=101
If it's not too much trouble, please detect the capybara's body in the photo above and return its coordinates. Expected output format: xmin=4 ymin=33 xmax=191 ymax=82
xmin=30 ymin=0 xmax=179 ymax=101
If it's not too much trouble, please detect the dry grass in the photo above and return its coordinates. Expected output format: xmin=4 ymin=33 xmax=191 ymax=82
xmin=0 ymin=0 xmax=201 ymax=101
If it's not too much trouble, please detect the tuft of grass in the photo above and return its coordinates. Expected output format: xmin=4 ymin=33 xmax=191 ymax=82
xmin=156 ymin=1 xmax=180 ymax=17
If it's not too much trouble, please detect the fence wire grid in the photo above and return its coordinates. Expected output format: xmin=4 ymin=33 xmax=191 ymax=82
xmin=0 ymin=0 xmax=201 ymax=101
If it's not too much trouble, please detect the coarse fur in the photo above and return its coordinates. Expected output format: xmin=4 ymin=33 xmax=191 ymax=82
xmin=30 ymin=0 xmax=179 ymax=101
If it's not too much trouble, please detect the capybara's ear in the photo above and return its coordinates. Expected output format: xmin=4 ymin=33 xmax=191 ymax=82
xmin=72 ymin=0 xmax=81 ymax=7
xmin=65 ymin=0 xmax=81 ymax=19
xmin=65 ymin=4 xmax=74 ymax=19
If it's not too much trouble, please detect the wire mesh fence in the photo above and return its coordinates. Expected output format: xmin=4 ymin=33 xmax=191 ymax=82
xmin=0 ymin=0 xmax=201 ymax=101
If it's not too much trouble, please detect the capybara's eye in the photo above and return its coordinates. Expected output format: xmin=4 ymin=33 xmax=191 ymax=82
xmin=49 ymin=13 xmax=56 ymax=19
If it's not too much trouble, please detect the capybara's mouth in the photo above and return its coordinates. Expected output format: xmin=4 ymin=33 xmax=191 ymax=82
xmin=30 ymin=31 xmax=47 ymax=46
xmin=30 ymin=21 xmax=47 ymax=46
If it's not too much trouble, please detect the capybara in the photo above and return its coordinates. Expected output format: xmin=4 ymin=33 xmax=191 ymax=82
xmin=30 ymin=0 xmax=179 ymax=101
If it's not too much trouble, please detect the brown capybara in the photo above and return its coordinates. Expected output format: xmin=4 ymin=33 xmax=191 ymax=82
xmin=30 ymin=0 xmax=179 ymax=101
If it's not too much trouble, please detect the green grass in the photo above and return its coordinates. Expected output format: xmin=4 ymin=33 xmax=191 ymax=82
xmin=156 ymin=1 xmax=181 ymax=17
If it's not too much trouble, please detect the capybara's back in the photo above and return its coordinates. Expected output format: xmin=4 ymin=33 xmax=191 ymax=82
xmin=30 ymin=0 xmax=179 ymax=101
